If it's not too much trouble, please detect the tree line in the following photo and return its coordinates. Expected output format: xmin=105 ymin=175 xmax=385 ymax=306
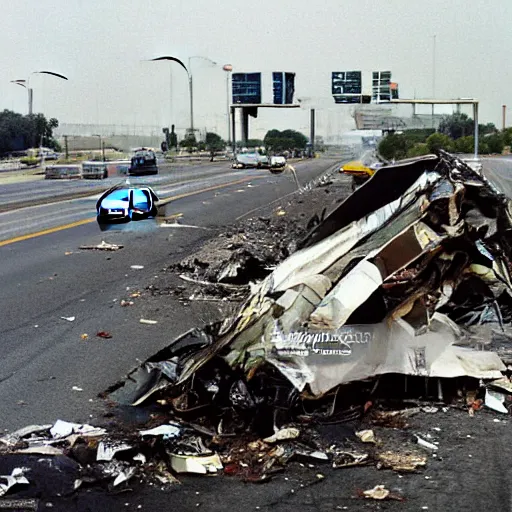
xmin=378 ymin=113 xmax=509 ymax=160
xmin=176 ymin=128 xmax=309 ymax=155
xmin=0 ymin=110 xmax=60 ymax=155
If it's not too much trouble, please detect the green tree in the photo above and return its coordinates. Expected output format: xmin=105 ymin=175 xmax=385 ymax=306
xmin=180 ymin=133 xmax=197 ymax=153
xmin=0 ymin=110 xmax=60 ymax=154
xmin=479 ymin=122 xmax=497 ymax=136
xmin=205 ymin=132 xmax=225 ymax=161
xmin=438 ymin=113 xmax=474 ymax=139
xmin=263 ymin=129 xmax=307 ymax=152
xmin=502 ymin=127 xmax=512 ymax=147
xmin=485 ymin=133 xmax=504 ymax=154
xmin=377 ymin=133 xmax=410 ymax=160
xmin=426 ymin=132 xmax=454 ymax=152
xmin=244 ymin=139 xmax=264 ymax=148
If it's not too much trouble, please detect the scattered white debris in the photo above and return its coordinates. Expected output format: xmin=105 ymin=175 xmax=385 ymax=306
xmin=113 ymin=467 xmax=136 ymax=486
xmin=356 ymin=429 xmax=376 ymax=443
xmin=139 ymin=424 xmax=181 ymax=439
xmin=485 ymin=389 xmax=508 ymax=414
xmin=415 ymin=435 xmax=438 ymax=451
xmin=50 ymin=420 xmax=106 ymax=439
xmin=263 ymin=427 xmax=300 ymax=443
xmin=363 ymin=485 xmax=389 ymax=500
xmin=133 ymin=453 xmax=147 ymax=464
xmin=97 ymin=441 xmax=133 ymax=462
xmin=140 ymin=319 xmax=158 ymax=325
xmin=80 ymin=241 xmax=124 ymax=251
xmin=61 ymin=316 xmax=75 ymax=322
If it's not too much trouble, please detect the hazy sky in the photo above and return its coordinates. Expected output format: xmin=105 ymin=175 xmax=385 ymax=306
xmin=2 ymin=0 xmax=511 ymax=140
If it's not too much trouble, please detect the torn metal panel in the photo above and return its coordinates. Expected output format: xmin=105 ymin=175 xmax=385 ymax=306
xmin=270 ymin=171 xmax=440 ymax=293
xmin=0 ymin=468 xmax=29 ymax=497
xmin=281 ymin=313 xmax=506 ymax=397
xmin=0 ymin=425 xmax=52 ymax=447
xmin=308 ymin=221 xmax=443 ymax=331
xmin=465 ymin=208 xmax=498 ymax=238
xmin=428 ymin=179 xmax=464 ymax=226
xmin=298 ymin=154 xmax=439 ymax=249
xmin=50 ymin=420 xmax=106 ymax=439
xmin=323 ymin=195 xmax=429 ymax=285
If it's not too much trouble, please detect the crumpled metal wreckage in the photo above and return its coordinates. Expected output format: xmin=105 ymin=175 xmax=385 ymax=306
xmin=110 ymin=151 xmax=512 ymax=415
xmin=3 ymin=152 xmax=512 ymax=495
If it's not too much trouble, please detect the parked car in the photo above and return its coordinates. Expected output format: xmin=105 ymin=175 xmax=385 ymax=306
xmin=96 ymin=184 xmax=159 ymax=224
xmin=128 ymin=148 xmax=158 ymax=175
xmin=43 ymin=151 xmax=59 ymax=160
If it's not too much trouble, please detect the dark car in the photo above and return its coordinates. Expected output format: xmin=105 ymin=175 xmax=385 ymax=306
xmin=232 ymin=153 xmax=260 ymax=169
xmin=96 ymin=184 xmax=159 ymax=224
xmin=128 ymin=148 xmax=158 ymax=176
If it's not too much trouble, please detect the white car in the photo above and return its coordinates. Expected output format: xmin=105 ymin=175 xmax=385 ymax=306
xmin=270 ymin=156 xmax=286 ymax=168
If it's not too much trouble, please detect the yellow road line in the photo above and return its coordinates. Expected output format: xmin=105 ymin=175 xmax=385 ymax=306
xmin=0 ymin=176 xmax=260 ymax=247
xmin=0 ymin=218 xmax=96 ymax=247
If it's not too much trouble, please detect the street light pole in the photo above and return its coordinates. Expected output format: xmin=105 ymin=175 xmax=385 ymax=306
xmin=11 ymin=71 xmax=68 ymax=116
xmin=223 ymin=64 xmax=233 ymax=143
xmin=188 ymin=56 xmax=217 ymax=137
xmin=189 ymin=71 xmax=194 ymax=133
xmin=432 ymin=34 xmax=436 ymax=128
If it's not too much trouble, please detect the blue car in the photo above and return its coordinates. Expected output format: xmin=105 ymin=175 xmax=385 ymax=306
xmin=96 ymin=185 xmax=159 ymax=224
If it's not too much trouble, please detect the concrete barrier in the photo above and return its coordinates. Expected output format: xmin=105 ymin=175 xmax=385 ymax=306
xmin=82 ymin=160 xmax=130 ymax=179
xmin=0 ymin=160 xmax=22 ymax=172
xmin=45 ymin=165 xmax=82 ymax=179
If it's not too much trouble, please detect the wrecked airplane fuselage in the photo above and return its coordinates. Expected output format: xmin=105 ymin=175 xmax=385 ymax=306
xmin=108 ymin=151 xmax=512 ymax=426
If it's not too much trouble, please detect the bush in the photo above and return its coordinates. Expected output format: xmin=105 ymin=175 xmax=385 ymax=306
xmin=426 ymin=133 xmax=454 ymax=153
xmin=20 ymin=157 xmax=39 ymax=166
xmin=486 ymin=133 xmax=504 ymax=154
xmin=454 ymin=136 xmax=474 ymax=154
xmin=502 ymin=128 xmax=512 ymax=147
xmin=407 ymin=143 xmax=430 ymax=158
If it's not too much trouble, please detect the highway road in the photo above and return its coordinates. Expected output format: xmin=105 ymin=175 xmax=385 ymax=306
xmin=481 ymin=156 xmax=512 ymax=197
xmin=0 ymin=157 xmax=341 ymax=431
xmin=0 ymin=160 xmax=234 ymax=211
xmin=0 ymin=165 xmax=273 ymax=243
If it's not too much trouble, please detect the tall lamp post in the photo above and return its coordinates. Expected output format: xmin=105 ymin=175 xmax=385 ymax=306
xmin=188 ymin=56 xmax=217 ymax=136
xmin=223 ymin=64 xmax=233 ymax=143
xmin=11 ymin=70 xmax=68 ymax=116
xmin=150 ymin=55 xmax=217 ymax=138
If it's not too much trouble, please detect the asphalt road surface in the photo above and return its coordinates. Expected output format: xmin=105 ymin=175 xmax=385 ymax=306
xmin=0 ymin=157 xmax=341 ymax=431
xmin=0 ymin=160 xmax=235 ymax=210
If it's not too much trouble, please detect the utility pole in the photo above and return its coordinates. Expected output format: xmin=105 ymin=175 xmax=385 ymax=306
xmin=231 ymin=106 xmax=236 ymax=155
xmin=503 ymin=105 xmax=507 ymax=130
xmin=432 ymin=34 xmax=436 ymax=129
xmin=64 ymin=135 xmax=69 ymax=160
xmin=473 ymin=102 xmax=479 ymax=160
xmin=28 ymin=88 xmax=33 ymax=116
xmin=310 ymin=109 xmax=315 ymax=158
